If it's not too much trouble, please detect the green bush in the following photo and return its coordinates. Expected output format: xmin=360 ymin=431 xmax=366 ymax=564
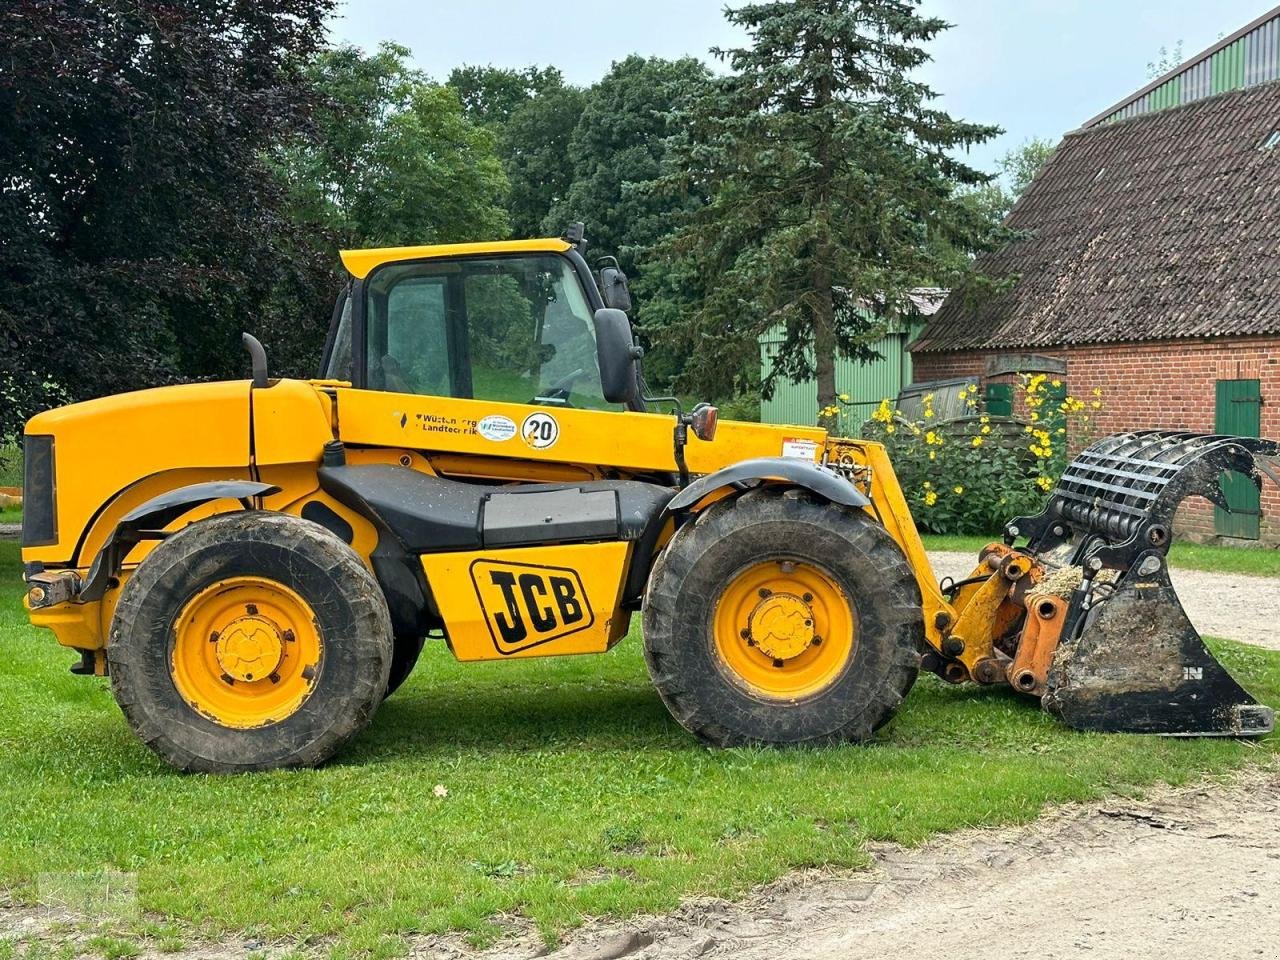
xmin=849 ymin=376 xmax=1103 ymax=535
xmin=0 ymin=442 xmax=21 ymax=489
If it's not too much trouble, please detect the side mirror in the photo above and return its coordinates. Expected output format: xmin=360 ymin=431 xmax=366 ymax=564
xmin=593 ymin=308 xmax=642 ymax=404
xmin=599 ymin=265 xmax=633 ymax=312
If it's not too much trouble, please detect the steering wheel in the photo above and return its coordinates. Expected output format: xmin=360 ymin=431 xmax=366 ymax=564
xmin=534 ymin=367 xmax=585 ymax=405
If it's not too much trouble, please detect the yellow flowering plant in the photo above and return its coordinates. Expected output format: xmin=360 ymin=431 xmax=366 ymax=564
xmin=856 ymin=375 xmax=1104 ymax=534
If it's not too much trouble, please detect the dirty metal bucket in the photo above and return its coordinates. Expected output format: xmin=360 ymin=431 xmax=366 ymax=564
xmin=1005 ymin=431 xmax=1278 ymax=737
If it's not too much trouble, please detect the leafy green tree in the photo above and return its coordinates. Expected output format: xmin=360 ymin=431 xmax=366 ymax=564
xmin=279 ymin=43 xmax=509 ymax=248
xmin=445 ymin=64 xmax=584 ymax=237
xmin=1147 ymin=40 xmax=1184 ymax=80
xmin=447 ymin=64 xmax=565 ymax=128
xmin=959 ymin=137 xmax=1056 ymax=226
xmin=652 ymin=0 xmax=1009 ymax=418
xmin=501 ymin=85 xmax=588 ymax=238
xmin=542 ymin=56 xmax=712 ymax=390
xmin=0 ymin=0 xmax=333 ymax=437
xmin=547 ymin=56 xmax=711 ymax=272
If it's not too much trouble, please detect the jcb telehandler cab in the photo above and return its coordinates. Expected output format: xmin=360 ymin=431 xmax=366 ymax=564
xmin=21 ymin=229 xmax=1277 ymax=772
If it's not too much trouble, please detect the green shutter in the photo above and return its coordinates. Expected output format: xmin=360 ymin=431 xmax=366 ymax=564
xmin=1214 ymin=379 xmax=1262 ymax=540
xmin=985 ymin=383 xmax=1013 ymax=417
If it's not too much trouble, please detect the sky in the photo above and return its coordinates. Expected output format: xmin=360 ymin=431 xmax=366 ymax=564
xmin=329 ymin=0 xmax=1275 ymax=174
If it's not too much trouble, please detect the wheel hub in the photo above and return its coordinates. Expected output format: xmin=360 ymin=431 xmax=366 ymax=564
xmin=748 ymin=592 xmax=815 ymax=661
xmin=214 ymin=613 xmax=285 ymax=683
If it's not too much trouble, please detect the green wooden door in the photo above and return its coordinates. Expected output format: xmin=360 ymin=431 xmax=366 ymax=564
xmin=1043 ymin=380 xmax=1068 ymax=435
xmin=1214 ymin=379 xmax=1262 ymax=540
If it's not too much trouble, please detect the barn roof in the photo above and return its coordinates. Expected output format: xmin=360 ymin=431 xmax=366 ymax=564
xmin=913 ymin=81 xmax=1280 ymax=353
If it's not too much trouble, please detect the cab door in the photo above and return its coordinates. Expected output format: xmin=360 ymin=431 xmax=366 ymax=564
xmin=330 ymin=250 xmax=651 ymax=470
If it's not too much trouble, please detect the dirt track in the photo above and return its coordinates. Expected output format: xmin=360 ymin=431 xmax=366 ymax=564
xmin=470 ymin=767 xmax=1280 ymax=960
xmin=929 ymin=550 xmax=1280 ymax=651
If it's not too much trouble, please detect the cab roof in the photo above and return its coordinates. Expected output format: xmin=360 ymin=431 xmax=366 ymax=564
xmin=338 ymin=238 xmax=572 ymax=280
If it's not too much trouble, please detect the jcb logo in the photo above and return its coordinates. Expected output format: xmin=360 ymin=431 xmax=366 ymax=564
xmin=470 ymin=560 xmax=594 ymax=654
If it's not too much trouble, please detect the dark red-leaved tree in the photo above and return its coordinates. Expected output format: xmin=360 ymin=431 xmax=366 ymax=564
xmin=0 ymin=0 xmax=335 ymax=438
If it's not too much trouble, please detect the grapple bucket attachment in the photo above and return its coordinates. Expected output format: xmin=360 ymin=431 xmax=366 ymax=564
xmin=1007 ymin=431 xmax=1278 ymax=737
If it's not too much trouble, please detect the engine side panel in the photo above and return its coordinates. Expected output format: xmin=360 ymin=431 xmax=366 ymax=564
xmin=22 ymin=381 xmax=253 ymax=566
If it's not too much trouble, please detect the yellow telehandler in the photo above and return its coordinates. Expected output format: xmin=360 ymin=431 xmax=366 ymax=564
xmin=20 ymin=227 xmax=1277 ymax=771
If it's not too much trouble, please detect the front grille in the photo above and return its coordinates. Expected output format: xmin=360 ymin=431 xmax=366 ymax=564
xmin=21 ymin=435 xmax=57 ymax=547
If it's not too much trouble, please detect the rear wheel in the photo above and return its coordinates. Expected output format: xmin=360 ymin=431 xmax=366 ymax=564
xmin=642 ymin=489 xmax=923 ymax=746
xmin=108 ymin=512 xmax=393 ymax=772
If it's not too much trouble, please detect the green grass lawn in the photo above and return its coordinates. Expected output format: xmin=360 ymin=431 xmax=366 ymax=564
xmin=923 ymin=533 xmax=1280 ymax=578
xmin=2 ymin=540 xmax=1278 ymax=958
xmin=0 ymin=506 xmax=21 ymax=525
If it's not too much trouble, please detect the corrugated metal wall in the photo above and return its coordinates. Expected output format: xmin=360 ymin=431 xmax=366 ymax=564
xmin=1099 ymin=12 xmax=1280 ymax=124
xmin=759 ymin=325 xmax=921 ymax=430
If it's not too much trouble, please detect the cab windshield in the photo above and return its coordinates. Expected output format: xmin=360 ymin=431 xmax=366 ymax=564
xmin=325 ymin=253 xmax=617 ymax=410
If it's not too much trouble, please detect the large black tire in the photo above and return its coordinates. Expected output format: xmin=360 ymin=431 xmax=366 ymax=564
xmin=108 ymin=511 xmax=393 ymax=772
xmin=642 ymin=489 xmax=923 ymax=746
xmin=384 ymin=635 xmax=425 ymax=698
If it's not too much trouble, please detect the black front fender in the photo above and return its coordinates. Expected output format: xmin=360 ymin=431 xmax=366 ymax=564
xmin=80 ymin=480 xmax=279 ymax=601
xmin=664 ymin=457 xmax=868 ymax=517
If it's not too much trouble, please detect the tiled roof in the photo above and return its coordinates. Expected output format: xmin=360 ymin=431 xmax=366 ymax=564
xmin=913 ymin=81 xmax=1280 ymax=353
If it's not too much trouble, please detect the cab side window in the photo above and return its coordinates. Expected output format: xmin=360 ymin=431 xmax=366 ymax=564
xmin=381 ymin=277 xmax=451 ymax=395
xmin=363 ymin=254 xmax=617 ymax=410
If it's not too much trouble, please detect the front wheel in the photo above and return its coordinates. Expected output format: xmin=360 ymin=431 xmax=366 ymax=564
xmin=642 ymin=489 xmax=923 ymax=746
xmin=108 ymin=512 xmax=393 ymax=772
xmin=384 ymin=635 xmax=425 ymax=698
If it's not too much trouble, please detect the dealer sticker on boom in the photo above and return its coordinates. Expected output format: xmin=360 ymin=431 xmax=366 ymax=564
xmin=781 ymin=437 xmax=820 ymax=460
xmin=521 ymin=411 xmax=559 ymax=449
xmin=476 ymin=414 xmax=516 ymax=442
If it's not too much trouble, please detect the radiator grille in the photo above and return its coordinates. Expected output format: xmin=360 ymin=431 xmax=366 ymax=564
xmin=21 ymin=435 xmax=56 ymax=547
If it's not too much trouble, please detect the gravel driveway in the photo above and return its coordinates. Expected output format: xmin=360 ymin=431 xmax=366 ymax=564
xmin=490 ymin=767 xmax=1280 ymax=960
xmin=929 ymin=550 xmax=1280 ymax=651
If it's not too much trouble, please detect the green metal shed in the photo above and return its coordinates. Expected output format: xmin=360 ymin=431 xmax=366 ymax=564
xmin=758 ymin=290 xmax=943 ymax=430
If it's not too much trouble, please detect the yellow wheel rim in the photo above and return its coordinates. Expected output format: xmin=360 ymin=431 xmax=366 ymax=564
xmin=712 ymin=559 xmax=856 ymax=700
xmin=170 ymin=577 xmax=323 ymax=729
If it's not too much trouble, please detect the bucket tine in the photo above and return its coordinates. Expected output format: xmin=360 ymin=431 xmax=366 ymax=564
xmin=1004 ymin=430 xmax=1277 ymax=737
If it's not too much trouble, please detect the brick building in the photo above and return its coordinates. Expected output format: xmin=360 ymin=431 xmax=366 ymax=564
xmin=913 ymin=65 xmax=1280 ymax=544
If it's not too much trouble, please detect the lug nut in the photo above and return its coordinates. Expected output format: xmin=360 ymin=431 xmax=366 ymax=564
xmin=245 ymin=603 xmax=258 ymax=616
xmin=772 ymin=658 xmax=785 ymax=668
xmin=209 ymin=631 xmax=220 ymax=644
xmin=740 ymin=628 xmax=750 ymax=639
xmin=802 ymin=592 xmax=813 ymax=603
xmin=812 ymin=636 xmax=823 ymax=646
xmin=282 ymin=629 xmax=295 ymax=642
xmin=758 ymin=588 xmax=772 ymax=598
